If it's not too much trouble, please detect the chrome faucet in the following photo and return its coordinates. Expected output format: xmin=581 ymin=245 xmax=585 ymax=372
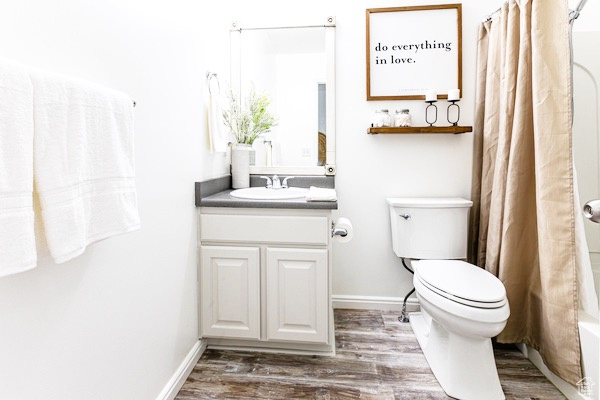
xmin=259 ymin=175 xmax=294 ymax=189
xmin=271 ymin=175 xmax=281 ymax=189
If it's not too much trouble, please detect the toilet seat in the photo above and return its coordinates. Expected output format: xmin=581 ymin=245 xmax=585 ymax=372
xmin=416 ymin=275 xmax=506 ymax=309
xmin=413 ymin=274 xmax=510 ymax=324
xmin=413 ymin=260 xmax=507 ymax=309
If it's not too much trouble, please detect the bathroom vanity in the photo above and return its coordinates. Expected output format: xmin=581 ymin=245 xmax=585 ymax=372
xmin=195 ymin=16 xmax=338 ymax=354
xmin=195 ymin=176 xmax=337 ymax=355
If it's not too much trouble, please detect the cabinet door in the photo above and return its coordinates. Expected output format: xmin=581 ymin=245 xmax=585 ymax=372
xmin=200 ymin=246 xmax=260 ymax=339
xmin=266 ymin=248 xmax=328 ymax=344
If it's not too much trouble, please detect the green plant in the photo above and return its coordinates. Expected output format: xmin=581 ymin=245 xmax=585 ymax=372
xmin=222 ymin=88 xmax=277 ymax=145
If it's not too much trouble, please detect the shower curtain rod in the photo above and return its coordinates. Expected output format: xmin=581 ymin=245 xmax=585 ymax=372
xmin=483 ymin=7 xmax=501 ymax=22
xmin=483 ymin=0 xmax=588 ymax=23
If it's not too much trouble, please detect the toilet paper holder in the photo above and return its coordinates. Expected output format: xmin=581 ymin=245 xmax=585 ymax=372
xmin=331 ymin=221 xmax=348 ymax=237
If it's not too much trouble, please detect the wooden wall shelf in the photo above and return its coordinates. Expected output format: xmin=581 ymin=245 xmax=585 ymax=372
xmin=367 ymin=126 xmax=473 ymax=135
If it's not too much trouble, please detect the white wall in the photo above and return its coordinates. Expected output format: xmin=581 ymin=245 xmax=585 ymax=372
xmin=331 ymin=0 xmax=500 ymax=301
xmin=570 ymin=0 xmax=600 ymax=312
xmin=204 ymin=0 xmax=600 ymax=303
xmin=570 ymin=0 xmax=599 ymax=32
xmin=203 ymin=0 xmax=498 ymax=302
xmin=0 ymin=1 xmax=224 ymax=399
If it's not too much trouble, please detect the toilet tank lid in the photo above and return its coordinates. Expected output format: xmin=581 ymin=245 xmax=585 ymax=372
xmin=386 ymin=197 xmax=473 ymax=208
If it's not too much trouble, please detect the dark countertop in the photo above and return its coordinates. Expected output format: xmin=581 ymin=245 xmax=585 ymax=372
xmin=195 ymin=175 xmax=338 ymax=210
xmin=199 ymin=189 xmax=338 ymax=210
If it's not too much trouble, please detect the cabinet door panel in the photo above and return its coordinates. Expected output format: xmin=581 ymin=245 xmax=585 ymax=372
xmin=201 ymin=246 xmax=260 ymax=339
xmin=266 ymin=248 xmax=328 ymax=343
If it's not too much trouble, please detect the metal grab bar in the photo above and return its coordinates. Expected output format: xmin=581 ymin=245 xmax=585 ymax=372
xmin=583 ymin=199 xmax=600 ymax=223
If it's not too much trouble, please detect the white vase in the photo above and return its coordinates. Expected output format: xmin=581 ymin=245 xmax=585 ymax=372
xmin=231 ymin=145 xmax=251 ymax=189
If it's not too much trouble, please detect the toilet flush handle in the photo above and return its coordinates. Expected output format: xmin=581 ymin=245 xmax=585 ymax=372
xmin=400 ymin=214 xmax=411 ymax=220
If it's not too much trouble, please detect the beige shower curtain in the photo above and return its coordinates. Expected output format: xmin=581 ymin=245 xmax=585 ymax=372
xmin=469 ymin=0 xmax=581 ymax=385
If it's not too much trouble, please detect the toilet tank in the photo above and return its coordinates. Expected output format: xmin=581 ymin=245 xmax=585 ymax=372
xmin=387 ymin=197 xmax=473 ymax=259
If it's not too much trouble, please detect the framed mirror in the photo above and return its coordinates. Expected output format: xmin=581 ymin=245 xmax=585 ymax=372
xmin=230 ymin=17 xmax=336 ymax=175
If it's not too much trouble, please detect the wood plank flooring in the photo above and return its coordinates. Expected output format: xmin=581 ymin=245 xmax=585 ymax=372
xmin=176 ymin=309 xmax=565 ymax=399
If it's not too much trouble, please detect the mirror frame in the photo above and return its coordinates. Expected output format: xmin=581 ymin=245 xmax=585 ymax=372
xmin=230 ymin=17 xmax=336 ymax=176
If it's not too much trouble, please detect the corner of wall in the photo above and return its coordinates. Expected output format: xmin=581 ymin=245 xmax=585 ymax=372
xmin=156 ymin=339 xmax=207 ymax=400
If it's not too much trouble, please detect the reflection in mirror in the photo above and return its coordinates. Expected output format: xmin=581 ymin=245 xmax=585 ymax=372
xmin=233 ymin=25 xmax=332 ymax=173
xmin=318 ymin=83 xmax=326 ymax=166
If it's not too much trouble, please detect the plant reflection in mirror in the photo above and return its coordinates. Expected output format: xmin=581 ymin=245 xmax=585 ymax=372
xmin=222 ymin=88 xmax=277 ymax=145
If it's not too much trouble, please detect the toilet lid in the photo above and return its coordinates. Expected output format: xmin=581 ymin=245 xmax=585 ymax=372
xmin=413 ymin=260 xmax=506 ymax=307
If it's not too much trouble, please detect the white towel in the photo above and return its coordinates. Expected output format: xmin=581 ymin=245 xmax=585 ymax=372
xmin=207 ymin=77 xmax=230 ymax=153
xmin=0 ymin=61 xmax=36 ymax=276
xmin=31 ymin=70 xmax=140 ymax=264
xmin=306 ymin=186 xmax=337 ymax=202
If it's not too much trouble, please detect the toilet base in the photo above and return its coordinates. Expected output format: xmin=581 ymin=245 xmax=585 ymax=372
xmin=409 ymin=311 xmax=505 ymax=400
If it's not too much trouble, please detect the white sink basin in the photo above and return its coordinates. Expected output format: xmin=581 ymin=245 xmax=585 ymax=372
xmin=230 ymin=187 xmax=308 ymax=200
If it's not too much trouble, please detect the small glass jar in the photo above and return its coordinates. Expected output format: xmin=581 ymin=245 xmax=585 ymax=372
xmin=373 ymin=109 xmax=382 ymax=127
xmin=394 ymin=109 xmax=412 ymax=127
xmin=380 ymin=109 xmax=392 ymax=127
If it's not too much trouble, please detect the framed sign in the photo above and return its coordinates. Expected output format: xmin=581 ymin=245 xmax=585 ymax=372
xmin=366 ymin=4 xmax=462 ymax=100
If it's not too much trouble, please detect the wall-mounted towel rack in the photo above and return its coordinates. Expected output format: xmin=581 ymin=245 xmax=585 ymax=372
xmin=206 ymin=72 xmax=220 ymax=95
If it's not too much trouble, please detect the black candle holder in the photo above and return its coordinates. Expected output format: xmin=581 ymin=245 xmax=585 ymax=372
xmin=425 ymin=100 xmax=438 ymax=126
xmin=447 ymin=100 xmax=461 ymax=126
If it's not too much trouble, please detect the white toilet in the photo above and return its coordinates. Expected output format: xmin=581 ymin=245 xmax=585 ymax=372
xmin=387 ymin=197 xmax=510 ymax=400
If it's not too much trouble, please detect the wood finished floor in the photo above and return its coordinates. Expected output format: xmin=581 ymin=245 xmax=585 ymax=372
xmin=176 ymin=309 xmax=565 ymax=399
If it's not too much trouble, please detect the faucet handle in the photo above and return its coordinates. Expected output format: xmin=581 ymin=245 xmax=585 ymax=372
xmin=259 ymin=176 xmax=272 ymax=188
xmin=282 ymin=176 xmax=296 ymax=188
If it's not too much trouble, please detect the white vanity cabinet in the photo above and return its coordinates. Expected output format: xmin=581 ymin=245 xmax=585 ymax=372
xmin=198 ymin=207 xmax=334 ymax=354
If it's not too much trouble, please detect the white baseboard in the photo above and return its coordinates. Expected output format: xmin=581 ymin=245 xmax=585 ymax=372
xmin=332 ymin=294 xmax=420 ymax=312
xmin=518 ymin=344 xmax=588 ymax=400
xmin=157 ymin=339 xmax=207 ymax=400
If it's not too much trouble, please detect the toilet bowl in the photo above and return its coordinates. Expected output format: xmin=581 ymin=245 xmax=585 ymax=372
xmin=386 ymin=198 xmax=510 ymax=400
xmin=411 ymin=260 xmax=509 ymax=400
